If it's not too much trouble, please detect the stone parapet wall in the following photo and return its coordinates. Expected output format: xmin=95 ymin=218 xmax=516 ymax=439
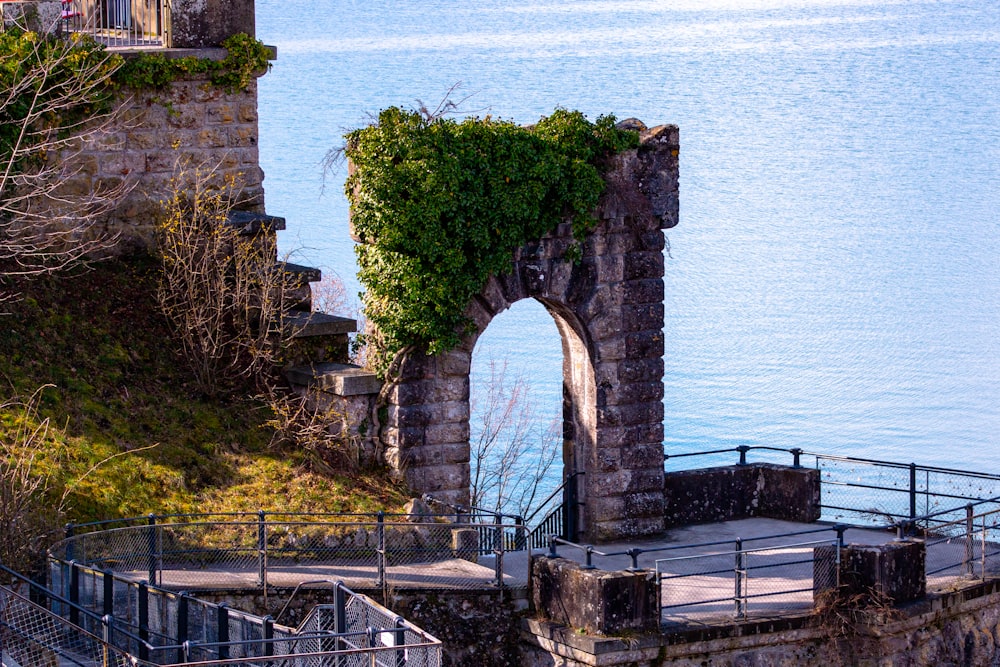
xmin=663 ymin=463 xmax=821 ymax=528
xmin=56 ymin=70 xmax=264 ymax=253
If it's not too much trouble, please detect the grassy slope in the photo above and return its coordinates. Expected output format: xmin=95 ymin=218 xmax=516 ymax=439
xmin=0 ymin=256 xmax=407 ymax=524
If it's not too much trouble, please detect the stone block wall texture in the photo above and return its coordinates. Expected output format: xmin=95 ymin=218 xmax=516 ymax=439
xmin=55 ymin=72 xmax=264 ymax=253
xmin=531 ymin=556 xmax=659 ymax=636
xmin=375 ymin=124 xmax=680 ymax=542
xmin=814 ymin=539 xmax=926 ymax=605
xmin=663 ymin=463 xmax=821 ymax=528
xmin=521 ymin=580 xmax=1000 ymax=666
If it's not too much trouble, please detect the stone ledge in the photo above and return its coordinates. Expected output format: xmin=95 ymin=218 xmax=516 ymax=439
xmin=283 ymin=311 xmax=357 ymax=338
xmin=285 ymin=362 xmax=381 ymax=396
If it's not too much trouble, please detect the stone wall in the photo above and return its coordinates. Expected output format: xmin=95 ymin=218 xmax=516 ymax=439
xmin=521 ymin=579 xmax=1000 ymax=666
xmin=663 ymin=463 xmax=820 ymax=528
xmin=58 ymin=69 xmax=265 ymax=253
xmin=369 ymin=123 xmax=680 ymax=542
xmin=195 ymin=587 xmax=529 ymax=667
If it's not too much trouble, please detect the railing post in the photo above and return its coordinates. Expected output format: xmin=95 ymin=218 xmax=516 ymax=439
xmin=909 ymin=463 xmax=918 ymax=520
xmin=790 ymin=447 xmax=802 ymax=468
xmin=335 ymin=581 xmax=347 ymax=665
xmin=102 ymin=568 xmax=114 ymax=618
xmin=737 ymin=445 xmax=749 ymax=466
xmin=217 ymin=603 xmax=230 ymax=660
xmin=385 ymin=616 xmax=403 ymax=667
xmin=69 ymin=561 xmax=80 ymax=626
xmin=834 ymin=524 xmax=846 ymax=589
xmin=494 ymin=514 xmax=505 ymax=589
xmin=177 ymin=594 xmax=189 ymax=664
xmin=262 ymin=615 xmax=274 ymax=657
xmin=65 ymin=522 xmax=76 ymax=563
xmin=257 ymin=510 xmax=267 ymax=588
xmin=547 ymin=535 xmax=559 ymax=559
xmin=514 ymin=515 xmax=526 ymax=551
xmin=102 ymin=614 xmax=113 ymax=667
xmin=138 ymin=582 xmax=149 ymax=662
xmin=965 ymin=504 xmax=975 ymax=577
xmin=734 ymin=539 xmax=745 ymax=619
xmin=582 ymin=546 xmax=595 ymax=570
xmin=146 ymin=513 xmax=158 ymax=587
xmin=377 ymin=511 xmax=386 ymax=589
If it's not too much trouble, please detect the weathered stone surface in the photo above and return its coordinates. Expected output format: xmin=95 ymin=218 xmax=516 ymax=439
xmin=663 ymin=464 xmax=821 ymax=527
xmin=815 ymin=540 xmax=926 ymax=605
xmin=171 ymin=0 xmax=255 ymax=47
xmin=48 ymin=74 xmax=266 ymax=252
xmin=531 ymin=556 xmax=658 ymax=635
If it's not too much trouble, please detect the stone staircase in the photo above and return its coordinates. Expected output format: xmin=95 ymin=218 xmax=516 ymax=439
xmin=227 ymin=210 xmax=383 ymax=458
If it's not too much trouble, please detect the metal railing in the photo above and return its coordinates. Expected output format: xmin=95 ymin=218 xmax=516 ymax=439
xmin=665 ymin=446 xmax=1000 ymax=531
xmin=523 ymin=472 xmax=584 ymax=549
xmin=545 ymin=524 xmax=850 ymax=625
xmin=3 ymin=563 xmax=442 ymax=666
xmin=51 ymin=511 xmax=528 ymax=592
xmin=919 ymin=504 xmax=1000 ymax=590
xmin=59 ymin=0 xmax=167 ymax=48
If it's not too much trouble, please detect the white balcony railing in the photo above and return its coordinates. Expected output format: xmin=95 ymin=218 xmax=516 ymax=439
xmin=60 ymin=0 xmax=166 ymax=47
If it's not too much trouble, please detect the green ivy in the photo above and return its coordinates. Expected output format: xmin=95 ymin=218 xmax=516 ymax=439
xmin=345 ymin=107 xmax=639 ymax=376
xmin=114 ymin=33 xmax=272 ymax=92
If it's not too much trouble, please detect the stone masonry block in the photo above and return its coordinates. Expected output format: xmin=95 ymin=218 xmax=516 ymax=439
xmin=623 ymin=278 xmax=664 ymax=305
xmin=624 ymin=331 xmax=664 ymax=358
xmin=622 ymin=303 xmax=664 ymax=333
xmin=623 ymin=251 xmax=665 ymax=281
xmin=531 ymin=557 xmax=658 ymax=635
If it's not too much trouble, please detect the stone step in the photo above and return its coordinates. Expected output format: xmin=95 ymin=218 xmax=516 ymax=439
xmin=285 ymin=362 xmax=382 ymax=396
xmin=283 ymin=310 xmax=357 ymax=338
xmin=279 ymin=262 xmax=322 ymax=284
xmin=277 ymin=262 xmax=321 ymax=312
xmin=225 ymin=210 xmax=286 ymax=236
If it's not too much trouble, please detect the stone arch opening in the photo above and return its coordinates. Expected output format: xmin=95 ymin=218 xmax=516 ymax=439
xmin=377 ymin=124 xmax=679 ymax=541
xmin=468 ymin=299 xmax=563 ymax=516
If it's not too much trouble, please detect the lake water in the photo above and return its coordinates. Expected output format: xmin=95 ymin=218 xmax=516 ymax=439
xmin=255 ymin=0 xmax=1000 ymax=481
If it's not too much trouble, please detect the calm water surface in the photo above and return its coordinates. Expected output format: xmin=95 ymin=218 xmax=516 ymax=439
xmin=256 ymin=0 xmax=1000 ymax=476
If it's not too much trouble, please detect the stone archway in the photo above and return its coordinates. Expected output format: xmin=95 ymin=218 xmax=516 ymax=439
xmin=379 ymin=124 xmax=679 ymax=541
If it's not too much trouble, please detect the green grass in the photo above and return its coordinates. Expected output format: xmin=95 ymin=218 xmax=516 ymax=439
xmin=0 ymin=257 xmax=408 ymax=525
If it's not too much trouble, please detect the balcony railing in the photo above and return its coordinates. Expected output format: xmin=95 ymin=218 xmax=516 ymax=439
xmin=60 ymin=0 xmax=167 ymax=48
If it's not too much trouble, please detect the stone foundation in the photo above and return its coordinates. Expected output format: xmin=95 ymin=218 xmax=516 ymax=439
xmin=520 ymin=580 xmax=1000 ymax=666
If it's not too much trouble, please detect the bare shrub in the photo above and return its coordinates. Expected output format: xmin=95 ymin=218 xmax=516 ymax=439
xmin=1 ymin=29 xmax=129 ymax=304
xmin=263 ymin=387 xmax=357 ymax=472
xmin=155 ymin=165 xmax=297 ymax=397
xmin=0 ymin=386 xmax=60 ymax=572
xmin=470 ymin=357 xmax=559 ymax=517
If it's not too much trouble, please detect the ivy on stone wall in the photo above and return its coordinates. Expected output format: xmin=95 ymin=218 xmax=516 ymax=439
xmin=345 ymin=107 xmax=639 ymax=376
xmin=114 ymin=33 xmax=272 ymax=92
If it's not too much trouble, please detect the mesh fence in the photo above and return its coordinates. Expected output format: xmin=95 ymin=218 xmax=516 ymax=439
xmin=807 ymin=454 xmax=1000 ymax=529
xmin=657 ymin=537 xmax=839 ymax=626
xmin=0 ymin=582 xmax=154 ymax=667
xmin=923 ymin=507 xmax=1000 ymax=592
xmin=52 ymin=513 xmax=527 ymax=593
xmin=34 ymin=560 xmax=443 ymax=666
